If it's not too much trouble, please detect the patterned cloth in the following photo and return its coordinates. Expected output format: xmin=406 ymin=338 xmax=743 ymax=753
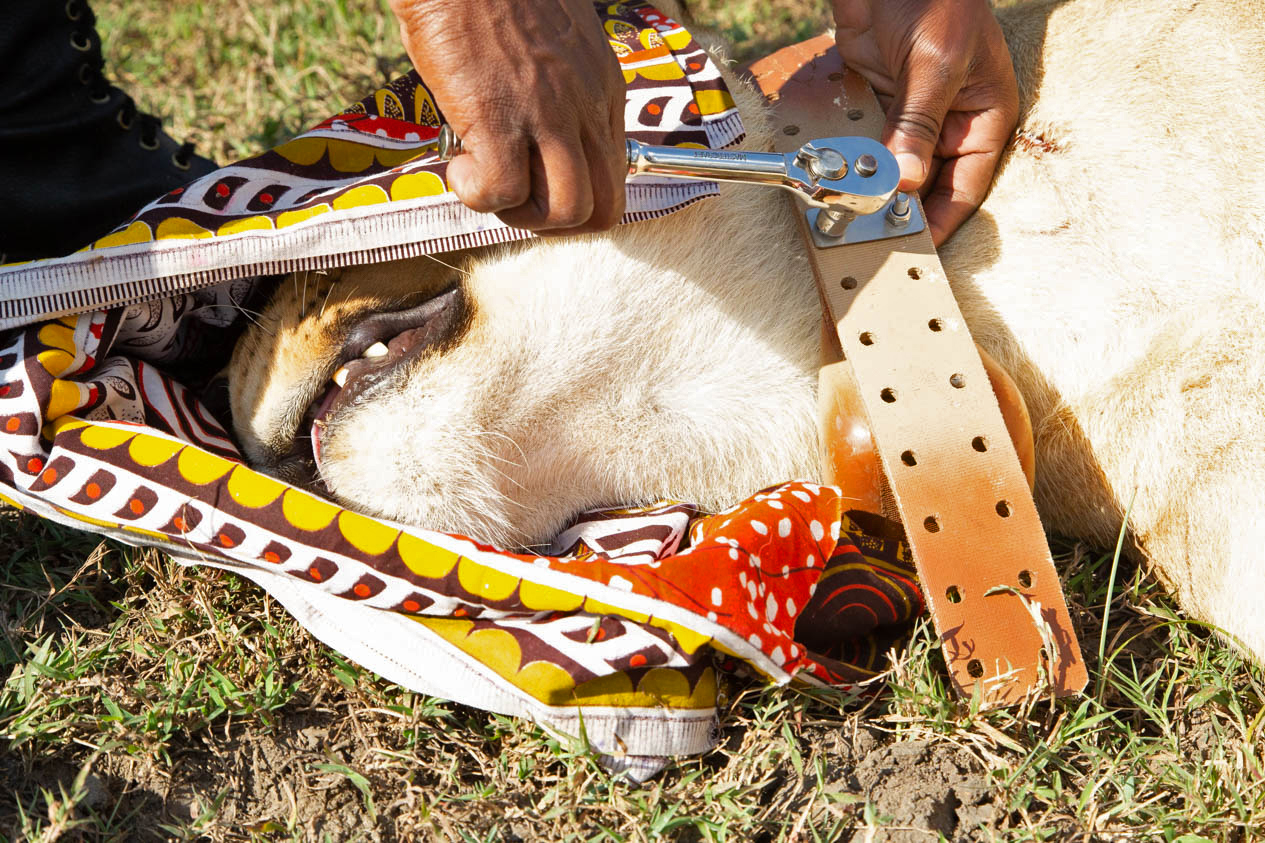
xmin=0 ymin=3 xmax=924 ymax=773
xmin=0 ymin=3 xmax=742 ymax=328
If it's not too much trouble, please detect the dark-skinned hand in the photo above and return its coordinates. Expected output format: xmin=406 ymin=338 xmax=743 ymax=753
xmin=833 ymin=0 xmax=1019 ymax=244
xmin=388 ymin=0 xmax=627 ymax=234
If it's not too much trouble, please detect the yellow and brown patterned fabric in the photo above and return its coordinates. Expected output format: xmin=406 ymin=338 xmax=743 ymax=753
xmin=0 ymin=2 xmax=743 ymax=328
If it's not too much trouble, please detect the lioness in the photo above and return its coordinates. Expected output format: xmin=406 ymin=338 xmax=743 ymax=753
xmin=229 ymin=0 xmax=1265 ymax=664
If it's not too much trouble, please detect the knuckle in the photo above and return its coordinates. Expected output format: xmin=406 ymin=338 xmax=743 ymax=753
xmin=545 ymin=196 xmax=594 ymax=230
xmin=908 ymin=35 xmax=959 ymax=74
xmin=500 ymin=178 xmax=533 ymax=209
xmin=889 ymin=109 xmax=942 ymax=143
xmin=453 ymin=150 xmax=531 ymax=212
xmin=462 ymin=179 xmax=530 ymax=213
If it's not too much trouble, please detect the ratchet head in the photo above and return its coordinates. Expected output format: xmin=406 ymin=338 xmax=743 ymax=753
xmin=783 ymin=136 xmax=900 ymax=216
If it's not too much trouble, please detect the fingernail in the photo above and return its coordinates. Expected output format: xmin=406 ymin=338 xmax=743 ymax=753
xmin=895 ymin=152 xmax=926 ymax=187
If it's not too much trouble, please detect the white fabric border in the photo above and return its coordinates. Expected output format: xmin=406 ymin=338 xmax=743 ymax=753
xmin=0 ymin=182 xmax=719 ymax=330
xmin=228 ymin=562 xmax=721 ymax=760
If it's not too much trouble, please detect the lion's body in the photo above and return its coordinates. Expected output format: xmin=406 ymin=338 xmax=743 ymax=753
xmin=229 ymin=0 xmax=1265 ymax=660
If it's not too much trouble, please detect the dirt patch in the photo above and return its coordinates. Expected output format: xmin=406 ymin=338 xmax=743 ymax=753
xmin=853 ymin=740 xmax=1000 ymax=841
xmin=13 ymin=709 xmax=382 ymax=841
xmin=5 ymin=679 xmax=1013 ymax=841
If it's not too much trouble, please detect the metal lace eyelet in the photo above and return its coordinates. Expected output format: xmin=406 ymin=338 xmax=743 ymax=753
xmin=116 ymin=110 xmax=134 ymax=131
xmin=90 ymin=90 xmax=111 ymax=104
xmin=69 ymin=31 xmax=92 ymax=52
xmin=65 ymin=0 xmax=83 ymax=21
xmin=77 ymin=63 xmax=92 ymax=84
xmin=171 ymin=153 xmax=191 ymax=171
xmin=139 ymin=136 xmax=160 ymax=151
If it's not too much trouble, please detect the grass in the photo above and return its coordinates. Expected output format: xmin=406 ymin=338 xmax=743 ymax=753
xmin=0 ymin=0 xmax=1261 ymax=839
xmin=679 ymin=0 xmax=832 ymax=62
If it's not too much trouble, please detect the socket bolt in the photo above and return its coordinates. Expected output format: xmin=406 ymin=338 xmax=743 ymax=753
xmin=855 ymin=153 xmax=878 ymax=178
xmin=815 ymin=207 xmax=855 ymax=238
xmin=886 ymin=192 xmax=912 ymax=227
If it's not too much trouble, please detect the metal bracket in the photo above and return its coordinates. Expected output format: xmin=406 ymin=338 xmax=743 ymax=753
xmin=805 ymin=194 xmax=925 ymax=248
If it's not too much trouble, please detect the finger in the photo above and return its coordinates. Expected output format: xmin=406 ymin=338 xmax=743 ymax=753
xmin=580 ymin=57 xmax=629 ymax=232
xmin=581 ymin=97 xmax=628 ymax=232
xmin=535 ymin=101 xmax=628 ymax=235
xmin=445 ymin=130 xmax=532 ymax=214
xmin=921 ymin=147 xmax=1003 ymax=246
xmin=572 ymin=133 xmax=624 ymax=234
xmin=882 ymin=52 xmax=962 ymax=193
xmin=495 ymin=137 xmax=595 ymax=232
xmin=531 ymin=93 xmax=627 ymax=236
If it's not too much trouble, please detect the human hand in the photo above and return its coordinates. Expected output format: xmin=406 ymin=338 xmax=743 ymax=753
xmin=388 ymin=0 xmax=627 ymax=233
xmin=832 ymin=0 xmax=1018 ymax=244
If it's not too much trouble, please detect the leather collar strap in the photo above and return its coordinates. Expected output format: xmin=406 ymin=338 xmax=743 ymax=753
xmin=748 ymin=36 xmax=1087 ymax=706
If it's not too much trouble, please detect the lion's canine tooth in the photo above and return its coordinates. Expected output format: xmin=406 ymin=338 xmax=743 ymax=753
xmin=332 ymin=366 xmax=349 ymax=387
xmin=363 ymin=342 xmax=389 ymax=359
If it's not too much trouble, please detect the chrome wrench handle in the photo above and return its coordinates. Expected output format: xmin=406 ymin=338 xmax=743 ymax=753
xmin=437 ymin=123 xmax=909 ymax=241
xmin=624 ymin=141 xmax=789 ymax=188
xmin=624 ymin=136 xmax=898 ymax=218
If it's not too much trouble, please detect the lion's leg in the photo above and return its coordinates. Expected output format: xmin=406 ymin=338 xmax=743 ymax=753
xmin=1138 ymin=453 xmax=1265 ymax=663
xmin=1077 ymin=314 xmax=1265 ymax=664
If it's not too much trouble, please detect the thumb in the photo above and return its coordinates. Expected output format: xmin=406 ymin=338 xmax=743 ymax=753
xmin=882 ymin=61 xmax=955 ymax=192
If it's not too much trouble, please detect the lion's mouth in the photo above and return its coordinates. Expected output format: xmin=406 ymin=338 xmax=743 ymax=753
xmin=304 ymin=283 xmax=465 ymax=467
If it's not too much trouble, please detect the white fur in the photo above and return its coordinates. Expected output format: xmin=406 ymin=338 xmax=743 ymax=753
xmin=230 ymin=0 xmax=1265 ymax=659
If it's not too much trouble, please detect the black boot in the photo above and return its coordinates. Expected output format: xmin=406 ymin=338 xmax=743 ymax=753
xmin=0 ymin=0 xmax=219 ymax=263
